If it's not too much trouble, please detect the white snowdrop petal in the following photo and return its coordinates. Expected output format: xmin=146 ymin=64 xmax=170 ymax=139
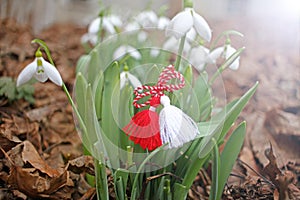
xmin=226 ymin=46 xmax=240 ymax=70
xmin=129 ymin=51 xmax=142 ymax=60
xmin=163 ymin=37 xmax=179 ymax=52
xmin=157 ymin=17 xmax=170 ymax=29
xmin=34 ymin=70 xmax=48 ymax=83
xmin=113 ymin=46 xmax=127 ymax=60
xmin=229 ymin=58 xmax=240 ymax=70
xmin=136 ymin=11 xmax=158 ymax=27
xmin=137 ymin=31 xmax=148 ymax=42
xmin=167 ymin=10 xmax=193 ymax=39
xmin=102 ymin=18 xmax=115 ymax=34
xmin=150 ymin=49 xmax=160 ymax=57
xmin=192 ymin=11 xmax=212 ymax=42
xmin=88 ymin=17 xmax=101 ymax=34
xmin=126 ymin=45 xmax=141 ymax=60
xmin=42 ymin=59 xmax=63 ymax=86
xmin=186 ymin=28 xmax=197 ymax=42
xmin=120 ymin=72 xmax=126 ymax=89
xmin=16 ymin=60 xmax=36 ymax=87
xmin=127 ymin=72 xmax=142 ymax=89
xmin=124 ymin=21 xmax=140 ymax=32
xmin=208 ymin=47 xmax=224 ymax=64
xmin=109 ymin=15 xmax=122 ymax=27
xmin=190 ymin=46 xmax=210 ymax=71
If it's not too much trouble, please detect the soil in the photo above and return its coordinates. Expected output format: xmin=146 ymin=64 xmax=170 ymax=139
xmin=0 ymin=18 xmax=299 ymax=199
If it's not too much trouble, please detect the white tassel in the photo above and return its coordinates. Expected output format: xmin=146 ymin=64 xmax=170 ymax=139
xmin=159 ymin=95 xmax=200 ymax=149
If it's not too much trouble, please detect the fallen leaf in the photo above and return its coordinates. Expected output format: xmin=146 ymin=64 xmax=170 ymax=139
xmin=68 ymin=155 xmax=95 ymax=176
xmin=21 ymin=141 xmax=61 ymax=177
xmin=8 ymin=166 xmax=68 ymax=198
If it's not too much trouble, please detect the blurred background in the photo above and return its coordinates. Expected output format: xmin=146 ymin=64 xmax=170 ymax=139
xmin=0 ymin=0 xmax=300 ymax=194
xmin=0 ymin=0 xmax=299 ymax=166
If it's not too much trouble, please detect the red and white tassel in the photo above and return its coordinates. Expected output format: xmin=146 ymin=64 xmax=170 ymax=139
xmin=159 ymin=95 xmax=200 ymax=149
xmin=123 ymin=96 xmax=162 ymax=151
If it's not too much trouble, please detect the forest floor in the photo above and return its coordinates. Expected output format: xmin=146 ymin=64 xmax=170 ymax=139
xmin=0 ymin=18 xmax=299 ymax=199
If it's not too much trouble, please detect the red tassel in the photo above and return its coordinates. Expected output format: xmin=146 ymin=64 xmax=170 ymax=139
xmin=123 ymin=96 xmax=162 ymax=150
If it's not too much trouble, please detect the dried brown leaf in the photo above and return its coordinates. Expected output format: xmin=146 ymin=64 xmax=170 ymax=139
xmin=68 ymin=155 xmax=95 ymax=176
xmin=8 ymin=166 xmax=68 ymax=198
xmin=22 ymin=141 xmax=60 ymax=177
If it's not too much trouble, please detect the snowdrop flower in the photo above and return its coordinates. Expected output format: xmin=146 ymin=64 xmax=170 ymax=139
xmin=163 ymin=37 xmax=191 ymax=55
xmin=82 ymin=15 xmax=123 ymax=45
xmin=166 ymin=8 xmax=211 ymax=42
xmin=157 ymin=16 xmax=170 ymax=30
xmin=189 ymin=46 xmax=211 ymax=71
xmin=113 ymin=45 xmax=142 ymax=60
xmin=137 ymin=31 xmax=148 ymax=42
xmin=88 ymin=15 xmax=122 ymax=35
xmin=120 ymin=66 xmax=142 ymax=89
xmin=135 ymin=11 xmax=158 ymax=28
xmin=17 ymin=50 xmax=62 ymax=87
xmin=124 ymin=21 xmax=140 ymax=32
xmin=150 ymin=48 xmax=160 ymax=57
xmin=209 ymin=45 xmax=240 ymax=70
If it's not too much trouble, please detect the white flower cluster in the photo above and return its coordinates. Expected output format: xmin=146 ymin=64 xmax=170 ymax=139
xmin=79 ymin=7 xmax=241 ymax=91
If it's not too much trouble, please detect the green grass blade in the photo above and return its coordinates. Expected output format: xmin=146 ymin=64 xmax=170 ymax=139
xmin=95 ymin=154 xmax=109 ymax=200
xmin=101 ymin=61 xmax=120 ymax=168
xmin=114 ymin=168 xmax=129 ymax=200
xmin=88 ymin=49 xmax=101 ymax=84
xmin=209 ymin=138 xmax=220 ymax=200
xmin=76 ymin=54 xmax=90 ymax=74
xmin=198 ymin=82 xmax=258 ymax=158
xmin=216 ymin=121 xmax=246 ymax=200
xmin=94 ymin=70 xmax=104 ymax=119
xmin=173 ymin=183 xmax=188 ymax=200
xmin=130 ymin=145 xmax=166 ymax=199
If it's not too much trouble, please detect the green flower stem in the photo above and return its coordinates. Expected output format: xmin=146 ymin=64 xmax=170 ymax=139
xmin=31 ymin=38 xmax=88 ymax=138
xmin=210 ymin=30 xmax=244 ymax=50
xmin=174 ymin=34 xmax=186 ymax=71
xmin=183 ymin=0 xmax=193 ymax=8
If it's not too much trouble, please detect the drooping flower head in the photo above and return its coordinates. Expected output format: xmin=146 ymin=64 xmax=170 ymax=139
xmin=166 ymin=8 xmax=212 ymax=42
xmin=209 ymin=44 xmax=240 ymax=70
xmin=113 ymin=45 xmax=141 ymax=61
xmin=16 ymin=50 xmax=63 ymax=87
xmin=120 ymin=65 xmax=142 ymax=90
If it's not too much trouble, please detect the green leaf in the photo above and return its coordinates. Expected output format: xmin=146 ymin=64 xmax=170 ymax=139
xmin=130 ymin=144 xmax=167 ymax=199
xmin=163 ymin=179 xmax=172 ymax=200
xmin=94 ymin=70 xmax=104 ymax=119
xmin=84 ymin=84 xmax=100 ymax=154
xmin=198 ymin=82 xmax=258 ymax=158
xmin=76 ymin=54 xmax=90 ymax=74
xmin=101 ymin=61 xmax=120 ymax=168
xmin=144 ymin=64 xmax=161 ymax=84
xmin=173 ymin=183 xmax=188 ymax=200
xmin=95 ymin=155 xmax=109 ymax=200
xmin=75 ymin=73 xmax=88 ymax=117
xmin=88 ymin=49 xmax=101 ymax=84
xmin=216 ymin=121 xmax=246 ymax=200
xmin=0 ymin=77 xmax=16 ymax=101
xmin=209 ymin=47 xmax=245 ymax=85
xmin=183 ymin=65 xmax=193 ymax=85
xmin=180 ymin=82 xmax=258 ymax=191
xmin=194 ymin=71 xmax=212 ymax=121
xmin=119 ymin=83 xmax=134 ymax=150
xmin=209 ymin=139 xmax=220 ymax=200
xmin=114 ymin=168 xmax=129 ymax=200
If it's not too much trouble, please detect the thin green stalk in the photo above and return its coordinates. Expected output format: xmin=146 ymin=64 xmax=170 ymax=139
xmin=209 ymin=47 xmax=245 ymax=85
xmin=174 ymin=34 xmax=186 ymax=71
xmin=32 ymin=38 xmax=88 ymax=139
xmin=210 ymin=30 xmax=244 ymax=50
